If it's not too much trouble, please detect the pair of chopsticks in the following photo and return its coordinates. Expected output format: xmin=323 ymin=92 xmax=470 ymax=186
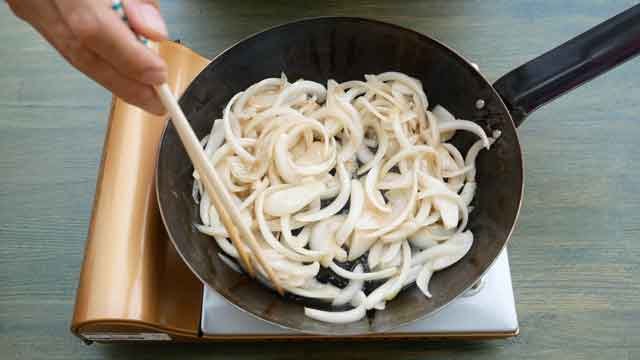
xmin=112 ymin=0 xmax=284 ymax=295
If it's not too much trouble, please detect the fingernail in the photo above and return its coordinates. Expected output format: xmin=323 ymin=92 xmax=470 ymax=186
xmin=138 ymin=3 xmax=168 ymax=38
xmin=140 ymin=68 xmax=167 ymax=85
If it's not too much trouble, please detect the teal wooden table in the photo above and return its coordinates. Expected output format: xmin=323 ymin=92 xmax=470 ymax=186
xmin=1 ymin=1 xmax=638 ymax=359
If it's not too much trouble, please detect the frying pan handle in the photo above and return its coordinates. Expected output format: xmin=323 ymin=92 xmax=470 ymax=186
xmin=493 ymin=4 xmax=640 ymax=127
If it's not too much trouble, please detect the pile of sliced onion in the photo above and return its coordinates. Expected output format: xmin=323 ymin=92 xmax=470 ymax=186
xmin=193 ymin=72 xmax=500 ymax=324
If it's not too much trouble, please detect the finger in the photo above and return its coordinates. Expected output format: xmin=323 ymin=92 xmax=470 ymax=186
xmin=54 ymin=0 xmax=168 ymax=86
xmin=74 ymin=48 xmax=166 ymax=115
xmin=122 ymin=0 xmax=168 ymax=41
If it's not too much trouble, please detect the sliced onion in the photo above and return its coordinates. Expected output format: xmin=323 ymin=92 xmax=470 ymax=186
xmin=233 ymin=78 xmax=282 ymax=116
xmin=460 ymin=182 xmax=477 ymax=206
xmin=356 ymin=199 xmax=390 ymax=230
xmin=464 ymin=136 xmax=497 ymax=182
xmin=418 ymin=175 xmax=468 ymax=232
xmin=335 ymin=179 xmax=364 ymax=246
xmin=431 ymin=232 xmax=474 ymax=270
xmin=363 ymin=75 xmax=404 ymax=110
xmin=287 ymin=282 xmax=341 ymax=300
xmin=363 ymin=169 xmax=418 ymax=239
xmin=411 ymin=231 xmax=474 ymax=266
xmin=228 ymin=156 xmax=259 ymax=183
xmin=392 ymin=111 xmax=412 ymax=148
xmin=205 ymin=120 xmax=225 ymax=157
xmin=248 ymin=91 xmax=278 ymax=110
xmin=266 ymin=216 xmax=306 ymax=232
xmin=329 ymin=261 xmax=397 ymax=281
xmin=414 ymin=230 xmax=473 ymax=298
xmin=332 ymin=265 xmax=365 ymax=306
xmin=356 ymin=144 xmax=374 ymax=164
xmin=274 ymin=127 xmax=335 ymax=182
xmin=213 ymin=235 xmax=239 ymax=258
xmin=434 ymin=197 xmax=459 ymax=230
xmin=244 ymin=107 xmax=301 ymax=135
xmin=368 ymin=241 xmax=384 ymax=269
xmin=274 ymin=80 xmax=326 ymax=107
xmin=199 ymin=192 xmax=211 ymax=226
xmin=356 ymin=97 xmax=388 ymax=122
xmin=380 ymin=250 xmax=402 ymax=269
xmin=381 ymin=242 xmax=402 ymax=263
xmin=239 ymin=180 xmax=268 ymax=211
xmin=357 ymin=119 xmax=389 ymax=175
xmin=377 ymin=72 xmax=428 ymax=110
xmin=223 ymin=92 xmax=256 ymax=162
xmin=342 ymin=80 xmax=367 ymax=99
xmin=292 ymin=139 xmax=336 ymax=176
xmin=419 ymin=192 xmax=468 ymax=235
xmin=363 ymin=279 xmax=392 ymax=310
xmin=297 ymin=141 xmax=329 ymax=165
xmin=280 ymin=216 xmax=324 ymax=258
xmin=271 ymin=258 xmax=320 ymax=278
xmin=196 ymin=223 xmax=228 ymax=238
xmin=439 ymin=120 xmax=490 ymax=149
xmin=255 ymin=185 xmax=318 ymax=262
xmin=295 ymin=159 xmax=351 ymax=222
xmin=273 ymin=134 xmax=301 ymax=183
xmin=379 ymin=146 xmax=436 ymax=181
xmin=192 ymin=178 xmax=202 ymax=204
xmin=382 ymin=201 xmax=436 ymax=243
xmin=296 ymin=226 xmax=311 ymax=248
xmin=364 ymin=164 xmax=391 ymax=213
xmin=364 ymin=240 xmax=410 ymax=308
xmin=402 ymin=266 xmax=422 ymax=287
xmin=384 ymin=240 xmax=411 ymax=300
xmin=378 ymin=172 xmax=412 ymax=190
xmin=218 ymin=253 xmax=243 ymax=273
xmin=263 ymin=181 xmax=326 ymax=217
xmin=348 ymin=229 xmax=379 ymax=260
xmin=267 ymin=162 xmax=282 ymax=185
xmin=416 ymin=265 xmax=434 ymax=298
xmin=334 ymin=246 xmax=348 ymax=262
xmin=309 ymin=215 xmax=345 ymax=266
xmin=305 ymin=292 xmax=366 ymax=323
xmin=218 ymin=160 xmax=247 ymax=193
xmin=408 ymin=227 xmax=439 ymax=249
xmin=431 ymin=105 xmax=456 ymax=141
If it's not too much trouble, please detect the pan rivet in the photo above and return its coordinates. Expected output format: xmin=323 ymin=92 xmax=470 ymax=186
xmin=475 ymin=99 xmax=485 ymax=109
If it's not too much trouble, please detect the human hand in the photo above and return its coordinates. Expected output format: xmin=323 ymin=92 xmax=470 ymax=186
xmin=7 ymin=0 xmax=169 ymax=115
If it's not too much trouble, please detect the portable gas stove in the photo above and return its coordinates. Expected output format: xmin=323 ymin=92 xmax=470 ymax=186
xmin=70 ymin=42 xmax=518 ymax=343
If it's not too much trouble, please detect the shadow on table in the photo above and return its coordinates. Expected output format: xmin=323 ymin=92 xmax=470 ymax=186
xmin=163 ymin=0 xmax=473 ymax=60
xmin=97 ymin=340 xmax=512 ymax=360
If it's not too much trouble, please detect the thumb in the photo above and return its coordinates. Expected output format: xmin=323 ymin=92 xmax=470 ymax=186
xmin=123 ymin=0 xmax=168 ymax=41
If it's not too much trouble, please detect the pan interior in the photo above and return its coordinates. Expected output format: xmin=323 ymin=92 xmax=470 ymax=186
xmin=156 ymin=17 xmax=523 ymax=335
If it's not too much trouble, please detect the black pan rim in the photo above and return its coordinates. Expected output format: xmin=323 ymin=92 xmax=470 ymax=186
xmin=155 ymin=16 xmax=525 ymax=335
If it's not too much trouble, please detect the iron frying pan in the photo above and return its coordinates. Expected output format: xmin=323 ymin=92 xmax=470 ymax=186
xmin=156 ymin=6 xmax=640 ymax=335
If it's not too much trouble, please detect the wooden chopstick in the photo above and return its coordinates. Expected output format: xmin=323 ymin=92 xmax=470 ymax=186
xmin=206 ymin=184 xmax=256 ymax=278
xmin=155 ymin=84 xmax=285 ymax=295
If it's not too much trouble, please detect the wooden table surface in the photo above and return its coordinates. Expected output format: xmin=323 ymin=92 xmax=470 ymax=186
xmin=1 ymin=1 xmax=639 ymax=359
